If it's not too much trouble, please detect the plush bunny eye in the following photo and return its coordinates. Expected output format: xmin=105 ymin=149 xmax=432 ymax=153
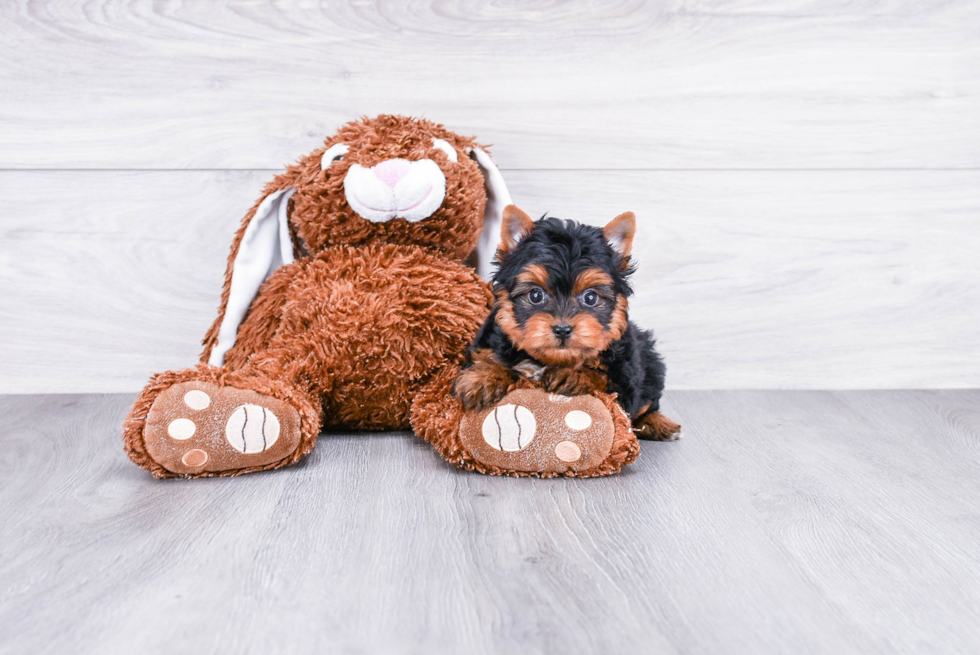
xmin=320 ymin=143 xmax=349 ymax=169
xmin=432 ymin=138 xmax=458 ymax=163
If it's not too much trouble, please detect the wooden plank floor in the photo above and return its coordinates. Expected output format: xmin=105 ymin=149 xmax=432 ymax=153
xmin=2 ymin=390 xmax=979 ymax=654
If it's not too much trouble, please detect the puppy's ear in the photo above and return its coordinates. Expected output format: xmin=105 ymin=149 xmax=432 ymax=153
xmin=499 ymin=205 xmax=535 ymax=256
xmin=603 ymin=212 xmax=636 ymax=259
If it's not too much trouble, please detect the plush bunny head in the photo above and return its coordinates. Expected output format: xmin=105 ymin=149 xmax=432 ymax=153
xmin=205 ymin=115 xmax=512 ymax=366
xmin=297 ymin=115 xmax=507 ymax=263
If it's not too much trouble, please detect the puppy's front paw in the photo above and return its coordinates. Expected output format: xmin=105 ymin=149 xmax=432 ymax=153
xmin=454 ymin=366 xmax=513 ymax=411
xmin=541 ymin=366 xmax=605 ymax=397
xmin=633 ymin=410 xmax=682 ymax=441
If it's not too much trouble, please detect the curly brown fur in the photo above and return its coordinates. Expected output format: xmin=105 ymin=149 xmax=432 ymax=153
xmin=223 ymin=243 xmax=491 ymax=430
xmin=458 ymin=205 xmax=681 ymax=440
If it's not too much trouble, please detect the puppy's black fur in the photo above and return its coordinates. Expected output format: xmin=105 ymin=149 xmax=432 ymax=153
xmin=457 ymin=211 xmax=679 ymax=440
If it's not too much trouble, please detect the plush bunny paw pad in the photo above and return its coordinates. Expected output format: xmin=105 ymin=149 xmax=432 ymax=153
xmin=143 ymin=381 xmax=301 ymax=476
xmin=459 ymin=389 xmax=614 ymax=474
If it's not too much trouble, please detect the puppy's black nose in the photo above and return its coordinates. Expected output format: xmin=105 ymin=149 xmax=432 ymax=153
xmin=552 ymin=323 xmax=573 ymax=340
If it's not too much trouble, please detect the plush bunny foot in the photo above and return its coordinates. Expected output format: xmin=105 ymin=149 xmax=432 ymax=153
xmin=140 ymin=381 xmax=302 ymax=476
xmin=411 ymin=368 xmax=639 ymax=478
xmin=459 ymin=389 xmax=617 ymax=475
xmin=121 ymin=365 xmax=319 ymax=478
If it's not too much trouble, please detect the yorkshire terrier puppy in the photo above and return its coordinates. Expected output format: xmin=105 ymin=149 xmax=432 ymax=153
xmin=454 ymin=205 xmax=681 ymax=441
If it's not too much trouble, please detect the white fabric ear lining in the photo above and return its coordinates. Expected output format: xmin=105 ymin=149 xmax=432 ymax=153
xmin=209 ymin=188 xmax=296 ymax=367
xmin=469 ymin=147 xmax=513 ymax=281
xmin=432 ymin=138 xmax=458 ymax=162
xmin=321 ymin=143 xmax=349 ymax=170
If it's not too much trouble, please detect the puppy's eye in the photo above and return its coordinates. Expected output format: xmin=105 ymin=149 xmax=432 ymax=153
xmin=581 ymin=290 xmax=599 ymax=307
xmin=528 ymin=287 xmax=546 ymax=305
xmin=320 ymin=143 xmax=349 ymax=170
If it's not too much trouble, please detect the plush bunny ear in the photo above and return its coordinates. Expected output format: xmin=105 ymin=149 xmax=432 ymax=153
xmin=468 ymin=147 xmax=513 ymax=280
xmin=208 ymin=188 xmax=295 ymax=367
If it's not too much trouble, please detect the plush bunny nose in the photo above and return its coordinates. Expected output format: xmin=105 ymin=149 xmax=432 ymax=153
xmin=373 ymin=159 xmax=411 ymax=187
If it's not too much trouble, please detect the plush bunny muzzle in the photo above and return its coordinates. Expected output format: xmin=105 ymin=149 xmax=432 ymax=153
xmin=343 ymin=158 xmax=448 ymax=223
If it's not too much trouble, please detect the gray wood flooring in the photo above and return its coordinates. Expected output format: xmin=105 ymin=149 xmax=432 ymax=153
xmin=2 ymin=390 xmax=979 ymax=655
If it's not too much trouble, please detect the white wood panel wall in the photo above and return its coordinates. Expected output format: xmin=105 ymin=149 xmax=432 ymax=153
xmin=0 ymin=1 xmax=977 ymax=393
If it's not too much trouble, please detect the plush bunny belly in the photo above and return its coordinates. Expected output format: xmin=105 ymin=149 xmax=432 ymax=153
xmin=223 ymin=242 xmax=493 ymax=431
